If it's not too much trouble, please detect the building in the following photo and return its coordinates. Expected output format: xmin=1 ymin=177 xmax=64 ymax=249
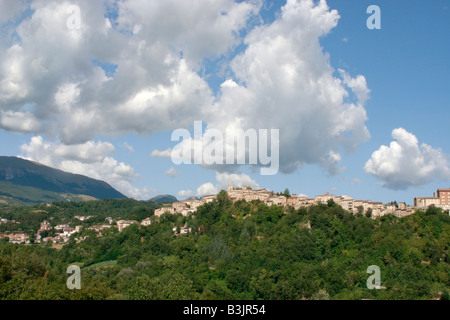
xmin=0 ymin=218 xmax=17 ymax=224
xmin=154 ymin=206 xmax=176 ymax=217
xmin=63 ymin=227 xmax=76 ymax=237
xmin=141 ymin=218 xmax=152 ymax=226
xmin=268 ymin=195 xmax=287 ymax=206
xmin=202 ymin=194 xmax=217 ymax=203
xmin=40 ymin=220 xmax=52 ymax=231
xmin=2 ymin=233 xmax=30 ymax=244
xmin=437 ymin=188 xmax=450 ymax=205
xmin=384 ymin=203 xmax=396 ymax=214
xmin=414 ymin=188 xmax=450 ymax=209
xmin=173 ymin=226 xmax=192 ymax=235
xmin=74 ymin=215 xmax=94 ymax=221
xmin=116 ymin=220 xmax=137 ymax=232
xmin=152 ymin=182 xmax=417 ymax=220
xmin=55 ymin=224 xmax=70 ymax=231
xmin=173 ymin=202 xmax=188 ymax=211
xmin=105 ymin=217 xmax=114 ymax=224
xmin=414 ymin=197 xmax=440 ymax=208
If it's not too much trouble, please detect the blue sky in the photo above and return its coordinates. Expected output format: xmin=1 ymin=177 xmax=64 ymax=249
xmin=0 ymin=0 xmax=449 ymax=205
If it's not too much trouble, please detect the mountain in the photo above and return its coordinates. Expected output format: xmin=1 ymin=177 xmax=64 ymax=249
xmin=149 ymin=194 xmax=178 ymax=203
xmin=0 ymin=156 xmax=126 ymax=205
xmin=186 ymin=196 xmax=202 ymax=200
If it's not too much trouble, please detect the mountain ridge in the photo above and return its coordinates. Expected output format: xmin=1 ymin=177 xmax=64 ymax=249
xmin=0 ymin=156 xmax=126 ymax=204
xmin=149 ymin=194 xmax=178 ymax=203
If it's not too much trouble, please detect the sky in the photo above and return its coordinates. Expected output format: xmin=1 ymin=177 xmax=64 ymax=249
xmin=0 ymin=0 xmax=449 ymax=205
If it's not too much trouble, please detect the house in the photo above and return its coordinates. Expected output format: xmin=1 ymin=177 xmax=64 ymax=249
xmin=0 ymin=218 xmax=17 ymax=224
xmin=437 ymin=188 xmax=450 ymax=205
xmin=116 ymin=220 xmax=137 ymax=232
xmin=55 ymin=224 xmax=70 ymax=231
xmin=63 ymin=227 xmax=76 ymax=237
xmin=40 ymin=220 xmax=52 ymax=231
xmin=105 ymin=217 xmax=114 ymax=224
xmin=42 ymin=237 xmax=55 ymax=243
xmin=74 ymin=215 xmax=94 ymax=221
xmin=414 ymin=188 xmax=450 ymax=210
xmin=415 ymin=197 xmax=440 ymax=208
xmin=173 ymin=226 xmax=192 ymax=235
xmin=154 ymin=207 xmax=176 ymax=217
xmin=7 ymin=233 xmax=30 ymax=244
xmin=141 ymin=218 xmax=152 ymax=226
xmin=268 ymin=195 xmax=287 ymax=206
xmin=150 ymin=182 xmax=418 ymax=220
xmin=173 ymin=202 xmax=188 ymax=211
xmin=202 ymin=195 xmax=216 ymax=203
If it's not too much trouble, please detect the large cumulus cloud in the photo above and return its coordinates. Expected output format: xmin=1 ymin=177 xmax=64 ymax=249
xmin=0 ymin=0 xmax=258 ymax=143
xmin=1 ymin=0 xmax=375 ymax=195
xmin=364 ymin=128 xmax=450 ymax=189
xmin=165 ymin=0 xmax=371 ymax=175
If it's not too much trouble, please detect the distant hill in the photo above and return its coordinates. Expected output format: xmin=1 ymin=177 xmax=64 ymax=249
xmin=186 ymin=196 xmax=202 ymax=200
xmin=0 ymin=156 xmax=126 ymax=205
xmin=149 ymin=194 xmax=178 ymax=203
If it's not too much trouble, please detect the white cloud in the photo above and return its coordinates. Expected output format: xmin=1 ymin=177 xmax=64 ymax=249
xmin=0 ymin=0 xmax=27 ymax=26
xmin=319 ymin=151 xmax=345 ymax=175
xmin=195 ymin=172 xmax=260 ymax=197
xmin=0 ymin=110 xmax=40 ymax=133
xmin=364 ymin=128 xmax=450 ymax=189
xmin=165 ymin=167 xmax=178 ymax=178
xmin=216 ymin=172 xmax=260 ymax=190
xmin=54 ymin=82 xmax=81 ymax=112
xmin=1 ymin=0 xmax=372 ymax=180
xmin=123 ymin=142 xmax=135 ymax=152
xmin=150 ymin=148 xmax=172 ymax=158
xmin=203 ymin=0 xmax=370 ymax=174
xmin=196 ymin=182 xmax=218 ymax=197
xmin=20 ymin=136 xmax=115 ymax=164
xmin=177 ymin=189 xmax=194 ymax=198
xmin=339 ymin=69 xmax=370 ymax=105
xmin=0 ymin=0 xmax=259 ymax=144
xmin=19 ymin=136 xmax=152 ymax=199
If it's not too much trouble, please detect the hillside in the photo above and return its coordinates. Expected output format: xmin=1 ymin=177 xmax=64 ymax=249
xmin=0 ymin=156 xmax=126 ymax=205
xmin=149 ymin=194 xmax=178 ymax=203
xmin=0 ymin=196 xmax=448 ymax=300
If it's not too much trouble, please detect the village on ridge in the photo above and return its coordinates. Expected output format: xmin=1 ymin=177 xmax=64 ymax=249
xmin=1 ymin=183 xmax=449 ymax=245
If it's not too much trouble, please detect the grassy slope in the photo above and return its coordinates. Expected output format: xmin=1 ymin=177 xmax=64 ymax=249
xmin=0 ymin=181 xmax=98 ymax=206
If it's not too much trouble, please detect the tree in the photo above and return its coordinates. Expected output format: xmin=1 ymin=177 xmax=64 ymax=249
xmin=356 ymin=206 xmax=364 ymax=217
xmin=327 ymin=199 xmax=337 ymax=207
xmin=217 ymin=190 xmax=232 ymax=207
xmin=128 ymin=272 xmax=200 ymax=300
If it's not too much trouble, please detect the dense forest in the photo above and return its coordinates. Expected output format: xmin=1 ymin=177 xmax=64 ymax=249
xmin=0 ymin=192 xmax=449 ymax=300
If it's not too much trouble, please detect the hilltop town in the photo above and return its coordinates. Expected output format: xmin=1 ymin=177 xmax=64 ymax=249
xmin=1 ymin=184 xmax=449 ymax=245
xmin=155 ymin=182 xmax=421 ymax=219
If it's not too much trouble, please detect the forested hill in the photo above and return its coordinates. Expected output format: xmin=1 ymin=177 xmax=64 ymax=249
xmin=0 ymin=156 xmax=126 ymax=204
xmin=0 ymin=193 xmax=448 ymax=300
